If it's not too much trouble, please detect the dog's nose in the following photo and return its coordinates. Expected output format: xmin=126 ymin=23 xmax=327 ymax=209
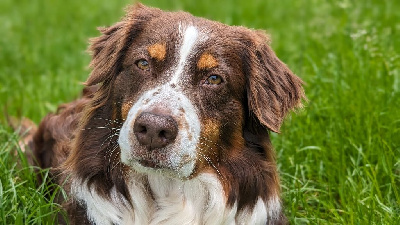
xmin=133 ymin=112 xmax=178 ymax=150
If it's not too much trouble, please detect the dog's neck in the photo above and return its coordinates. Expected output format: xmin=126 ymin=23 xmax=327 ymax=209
xmin=72 ymin=172 xmax=280 ymax=225
xmin=141 ymin=173 xmax=236 ymax=224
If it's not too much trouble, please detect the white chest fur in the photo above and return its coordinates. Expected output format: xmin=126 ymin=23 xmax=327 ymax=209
xmin=71 ymin=173 xmax=279 ymax=225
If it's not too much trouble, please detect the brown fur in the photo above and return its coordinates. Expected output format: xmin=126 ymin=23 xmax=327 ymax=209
xmin=21 ymin=3 xmax=305 ymax=224
xmin=243 ymin=29 xmax=305 ymax=133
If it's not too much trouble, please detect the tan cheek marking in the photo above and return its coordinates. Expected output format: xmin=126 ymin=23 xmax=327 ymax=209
xmin=201 ymin=119 xmax=220 ymax=142
xmin=197 ymin=53 xmax=218 ymax=70
xmin=121 ymin=101 xmax=133 ymax=120
xmin=147 ymin=43 xmax=166 ymax=61
xmin=195 ymin=119 xmax=221 ymax=171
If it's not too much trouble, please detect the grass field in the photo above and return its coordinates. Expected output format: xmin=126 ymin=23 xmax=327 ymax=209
xmin=1 ymin=0 xmax=399 ymax=224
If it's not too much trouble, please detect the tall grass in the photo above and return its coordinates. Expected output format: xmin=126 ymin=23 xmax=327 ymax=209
xmin=0 ymin=125 xmax=66 ymax=224
xmin=1 ymin=0 xmax=399 ymax=224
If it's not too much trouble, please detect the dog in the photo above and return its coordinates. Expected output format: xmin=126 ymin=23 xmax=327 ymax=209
xmin=22 ymin=3 xmax=305 ymax=225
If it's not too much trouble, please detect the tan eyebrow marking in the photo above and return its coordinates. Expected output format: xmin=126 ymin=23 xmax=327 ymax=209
xmin=147 ymin=43 xmax=166 ymax=61
xmin=197 ymin=53 xmax=218 ymax=70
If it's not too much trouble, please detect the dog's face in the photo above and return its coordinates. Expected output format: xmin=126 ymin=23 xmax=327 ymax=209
xmin=116 ymin=21 xmax=248 ymax=178
xmin=86 ymin=4 xmax=304 ymax=179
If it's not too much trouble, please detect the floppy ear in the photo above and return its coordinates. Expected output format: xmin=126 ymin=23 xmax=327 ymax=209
xmin=244 ymin=30 xmax=306 ymax=133
xmin=85 ymin=4 xmax=161 ymax=86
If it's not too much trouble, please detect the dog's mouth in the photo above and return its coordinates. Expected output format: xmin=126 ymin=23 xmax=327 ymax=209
xmin=123 ymin=147 xmax=197 ymax=179
xmin=130 ymin=149 xmax=169 ymax=170
xmin=138 ymin=159 xmax=162 ymax=169
xmin=131 ymin=149 xmax=195 ymax=169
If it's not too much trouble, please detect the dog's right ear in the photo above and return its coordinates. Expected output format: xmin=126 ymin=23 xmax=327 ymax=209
xmin=85 ymin=4 xmax=161 ymax=86
xmin=242 ymin=29 xmax=306 ymax=133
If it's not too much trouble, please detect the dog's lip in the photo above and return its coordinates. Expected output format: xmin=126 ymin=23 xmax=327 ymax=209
xmin=131 ymin=153 xmax=195 ymax=171
xmin=138 ymin=159 xmax=163 ymax=169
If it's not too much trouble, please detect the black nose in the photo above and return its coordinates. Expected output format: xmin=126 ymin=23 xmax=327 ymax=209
xmin=133 ymin=112 xmax=178 ymax=150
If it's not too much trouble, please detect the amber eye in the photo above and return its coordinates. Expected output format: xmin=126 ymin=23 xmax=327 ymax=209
xmin=206 ymin=75 xmax=223 ymax=85
xmin=136 ymin=59 xmax=149 ymax=70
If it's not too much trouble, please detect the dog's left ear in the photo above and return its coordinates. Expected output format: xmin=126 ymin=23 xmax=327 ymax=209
xmin=243 ymin=30 xmax=306 ymax=133
xmin=86 ymin=4 xmax=162 ymax=86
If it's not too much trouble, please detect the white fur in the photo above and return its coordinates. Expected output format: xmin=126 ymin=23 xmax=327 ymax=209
xmin=72 ymin=173 xmax=239 ymax=225
xmin=145 ymin=173 xmax=236 ymax=225
xmin=236 ymin=197 xmax=282 ymax=225
xmin=72 ymin=181 xmax=128 ymax=225
xmin=72 ymin=173 xmax=281 ymax=225
xmin=170 ymin=25 xmax=199 ymax=85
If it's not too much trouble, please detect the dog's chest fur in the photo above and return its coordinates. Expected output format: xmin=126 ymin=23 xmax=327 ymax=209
xmin=73 ymin=173 xmax=280 ymax=225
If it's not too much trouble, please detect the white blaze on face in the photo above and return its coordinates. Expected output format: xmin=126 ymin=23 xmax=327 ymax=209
xmin=170 ymin=25 xmax=198 ymax=85
xmin=118 ymin=25 xmax=203 ymax=178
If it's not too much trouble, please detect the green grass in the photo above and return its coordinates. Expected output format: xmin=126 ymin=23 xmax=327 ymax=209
xmin=1 ymin=0 xmax=399 ymax=224
xmin=0 ymin=125 xmax=66 ymax=224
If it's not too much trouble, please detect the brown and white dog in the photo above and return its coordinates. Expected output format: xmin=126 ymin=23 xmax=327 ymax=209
xmin=25 ymin=3 xmax=305 ymax=225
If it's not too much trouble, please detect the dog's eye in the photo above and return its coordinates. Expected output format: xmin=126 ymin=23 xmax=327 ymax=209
xmin=205 ymin=75 xmax=223 ymax=85
xmin=136 ymin=59 xmax=150 ymax=71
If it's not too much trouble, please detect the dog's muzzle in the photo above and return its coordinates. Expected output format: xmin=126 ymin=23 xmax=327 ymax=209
xmin=118 ymin=85 xmax=201 ymax=178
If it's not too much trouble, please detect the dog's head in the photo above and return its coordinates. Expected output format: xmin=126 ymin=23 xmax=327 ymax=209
xmin=83 ymin=4 xmax=305 ymax=180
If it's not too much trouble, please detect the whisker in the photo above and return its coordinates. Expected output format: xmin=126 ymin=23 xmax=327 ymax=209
xmin=197 ymin=151 xmax=224 ymax=181
xmin=81 ymin=127 xmax=121 ymax=131
xmin=100 ymin=131 xmax=120 ymax=149
xmin=199 ymin=136 xmax=226 ymax=152
xmin=93 ymin=117 xmax=126 ymax=122
xmin=106 ymin=143 xmax=120 ymax=159
xmin=110 ymin=156 xmax=121 ymax=172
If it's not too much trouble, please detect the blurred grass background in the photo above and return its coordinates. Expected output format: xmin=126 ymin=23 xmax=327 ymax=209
xmin=0 ymin=0 xmax=399 ymax=224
